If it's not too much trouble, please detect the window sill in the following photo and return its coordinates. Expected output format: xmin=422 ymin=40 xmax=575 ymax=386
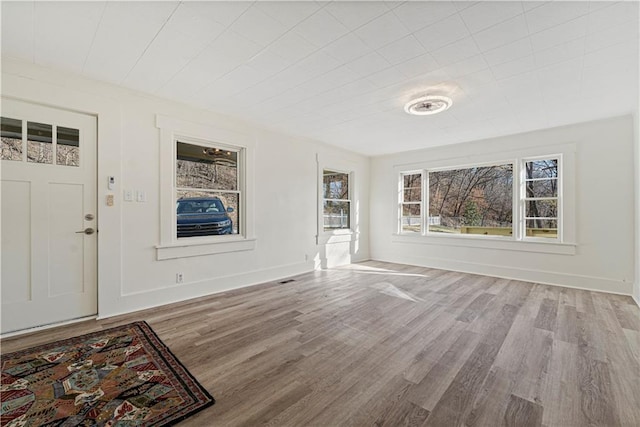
xmin=156 ymin=237 xmax=256 ymax=260
xmin=391 ymin=233 xmax=575 ymax=255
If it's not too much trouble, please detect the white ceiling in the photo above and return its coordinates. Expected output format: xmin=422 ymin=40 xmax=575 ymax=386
xmin=2 ymin=1 xmax=639 ymax=155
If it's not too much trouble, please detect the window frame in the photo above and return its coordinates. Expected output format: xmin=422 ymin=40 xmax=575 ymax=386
xmin=156 ymin=115 xmax=256 ymax=260
xmin=316 ymin=153 xmax=357 ymax=245
xmin=518 ymin=155 xmax=562 ymax=242
xmin=398 ymin=170 xmax=424 ymax=234
xmin=322 ymin=168 xmax=352 ymax=232
xmin=422 ymin=159 xmax=516 ymax=238
xmin=392 ymin=144 xmax=576 ymax=255
xmin=2 ymin=116 xmax=82 ymax=167
xmin=174 ymin=137 xmax=243 ymax=240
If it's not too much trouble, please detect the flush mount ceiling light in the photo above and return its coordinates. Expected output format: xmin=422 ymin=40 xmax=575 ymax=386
xmin=404 ymin=95 xmax=453 ymax=116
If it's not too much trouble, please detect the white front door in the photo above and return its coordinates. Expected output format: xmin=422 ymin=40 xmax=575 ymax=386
xmin=1 ymin=98 xmax=97 ymax=334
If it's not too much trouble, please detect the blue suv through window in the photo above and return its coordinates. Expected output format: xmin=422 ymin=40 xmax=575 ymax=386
xmin=177 ymin=197 xmax=233 ymax=237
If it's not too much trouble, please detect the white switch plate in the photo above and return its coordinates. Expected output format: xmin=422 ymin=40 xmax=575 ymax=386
xmin=123 ymin=189 xmax=133 ymax=202
xmin=136 ymin=190 xmax=146 ymax=202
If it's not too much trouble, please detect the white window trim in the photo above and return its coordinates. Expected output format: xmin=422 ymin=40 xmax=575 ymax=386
xmin=322 ymin=169 xmax=352 ymax=230
xmin=317 ymin=154 xmax=356 ymax=245
xmin=392 ymin=143 xmax=576 ymax=255
xmin=398 ymin=170 xmax=424 ymax=234
xmin=155 ymin=114 xmax=256 ymax=260
xmin=518 ymin=154 xmax=562 ymax=243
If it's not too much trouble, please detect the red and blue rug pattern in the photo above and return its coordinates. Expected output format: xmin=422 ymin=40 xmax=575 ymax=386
xmin=1 ymin=321 xmax=214 ymax=426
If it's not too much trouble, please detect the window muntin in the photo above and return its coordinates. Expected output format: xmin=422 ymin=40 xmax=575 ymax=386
xmin=428 ymin=164 xmax=513 ymax=236
xmin=176 ymin=140 xmax=241 ymax=238
xmin=522 ymin=158 xmax=559 ymax=239
xmin=398 ymin=156 xmax=562 ymax=242
xmin=400 ymin=172 xmax=422 ymax=233
xmin=323 ymin=170 xmax=350 ymax=230
xmin=2 ymin=118 xmax=81 ymax=166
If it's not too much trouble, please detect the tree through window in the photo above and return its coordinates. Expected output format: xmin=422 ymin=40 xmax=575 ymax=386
xmin=398 ymin=156 xmax=561 ymax=240
xmin=323 ymin=170 xmax=350 ymax=230
xmin=428 ymin=164 xmax=513 ymax=236
xmin=523 ymin=158 xmax=559 ymax=238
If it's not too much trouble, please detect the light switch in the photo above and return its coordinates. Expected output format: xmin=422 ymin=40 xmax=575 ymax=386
xmin=106 ymin=194 xmax=114 ymax=206
xmin=123 ymin=190 xmax=133 ymax=202
xmin=136 ymin=190 xmax=146 ymax=202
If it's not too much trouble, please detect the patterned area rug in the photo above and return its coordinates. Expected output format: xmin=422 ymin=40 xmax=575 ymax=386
xmin=1 ymin=321 xmax=214 ymax=426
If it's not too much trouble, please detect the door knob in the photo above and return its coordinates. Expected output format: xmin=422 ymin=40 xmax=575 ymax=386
xmin=75 ymin=228 xmax=95 ymax=235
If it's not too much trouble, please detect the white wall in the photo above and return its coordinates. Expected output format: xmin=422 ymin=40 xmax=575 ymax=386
xmin=634 ymin=110 xmax=640 ymax=305
xmin=1 ymin=58 xmax=369 ymax=319
xmin=634 ymin=5 xmax=640 ymax=305
xmin=370 ymin=116 xmax=636 ymax=295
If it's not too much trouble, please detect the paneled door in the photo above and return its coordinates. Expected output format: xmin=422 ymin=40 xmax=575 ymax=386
xmin=1 ymin=98 xmax=97 ymax=334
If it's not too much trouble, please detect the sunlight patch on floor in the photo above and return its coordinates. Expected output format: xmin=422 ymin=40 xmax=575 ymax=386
xmin=333 ymin=263 xmax=431 ymax=278
xmin=336 ymin=264 xmax=394 ymax=272
xmin=371 ymin=282 xmax=423 ymax=302
xmin=350 ymin=270 xmax=431 ymax=278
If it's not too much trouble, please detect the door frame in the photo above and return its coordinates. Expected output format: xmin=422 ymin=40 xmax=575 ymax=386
xmin=2 ymin=63 xmax=125 ymax=331
xmin=0 ymin=98 xmax=100 ymax=338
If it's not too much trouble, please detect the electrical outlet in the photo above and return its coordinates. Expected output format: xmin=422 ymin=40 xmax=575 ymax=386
xmin=176 ymin=273 xmax=184 ymax=284
xmin=123 ymin=190 xmax=133 ymax=202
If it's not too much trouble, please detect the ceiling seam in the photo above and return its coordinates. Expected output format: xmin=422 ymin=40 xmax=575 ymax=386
xmin=213 ymin=6 xmax=424 ymax=114
xmin=81 ymin=1 xmax=108 ymax=74
xmin=119 ymin=1 xmax=185 ymax=84
xmin=194 ymin=1 xmax=431 ymax=110
xmin=241 ymin=3 xmax=622 ymax=129
xmin=186 ymin=1 xmax=339 ymax=102
xmin=31 ymin=0 xmax=35 ymax=63
xmin=154 ymin=1 xmax=257 ymax=95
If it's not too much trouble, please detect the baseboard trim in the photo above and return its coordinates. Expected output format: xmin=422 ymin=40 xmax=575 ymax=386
xmin=1 ymin=315 xmax=97 ymax=339
xmin=370 ymin=253 xmax=633 ymax=296
xmin=98 ymin=261 xmax=314 ymax=320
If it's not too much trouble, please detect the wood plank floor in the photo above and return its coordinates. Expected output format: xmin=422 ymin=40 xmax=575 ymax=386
xmin=2 ymin=261 xmax=640 ymax=426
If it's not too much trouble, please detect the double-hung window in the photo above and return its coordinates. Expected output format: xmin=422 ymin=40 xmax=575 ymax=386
xmin=400 ymin=172 xmax=422 ymax=233
xmin=521 ymin=157 xmax=559 ymax=239
xmin=175 ymin=140 xmax=241 ymax=239
xmin=323 ymin=170 xmax=350 ymax=230
xmin=156 ymin=114 xmax=255 ymax=260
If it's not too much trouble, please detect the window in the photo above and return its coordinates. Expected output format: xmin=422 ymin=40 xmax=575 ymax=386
xmin=176 ymin=140 xmax=241 ymax=239
xmin=156 ymin=114 xmax=255 ymax=260
xmin=429 ymin=164 xmax=513 ymax=236
xmin=1 ymin=117 xmax=22 ymax=161
xmin=1 ymin=117 xmax=80 ymax=166
xmin=522 ymin=158 xmax=559 ymax=239
xmin=400 ymin=172 xmax=422 ymax=233
xmin=323 ymin=170 xmax=350 ymax=230
xmin=398 ymin=156 xmax=562 ymax=242
xmin=57 ymin=126 xmax=80 ymax=167
xmin=27 ymin=121 xmax=53 ymax=164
